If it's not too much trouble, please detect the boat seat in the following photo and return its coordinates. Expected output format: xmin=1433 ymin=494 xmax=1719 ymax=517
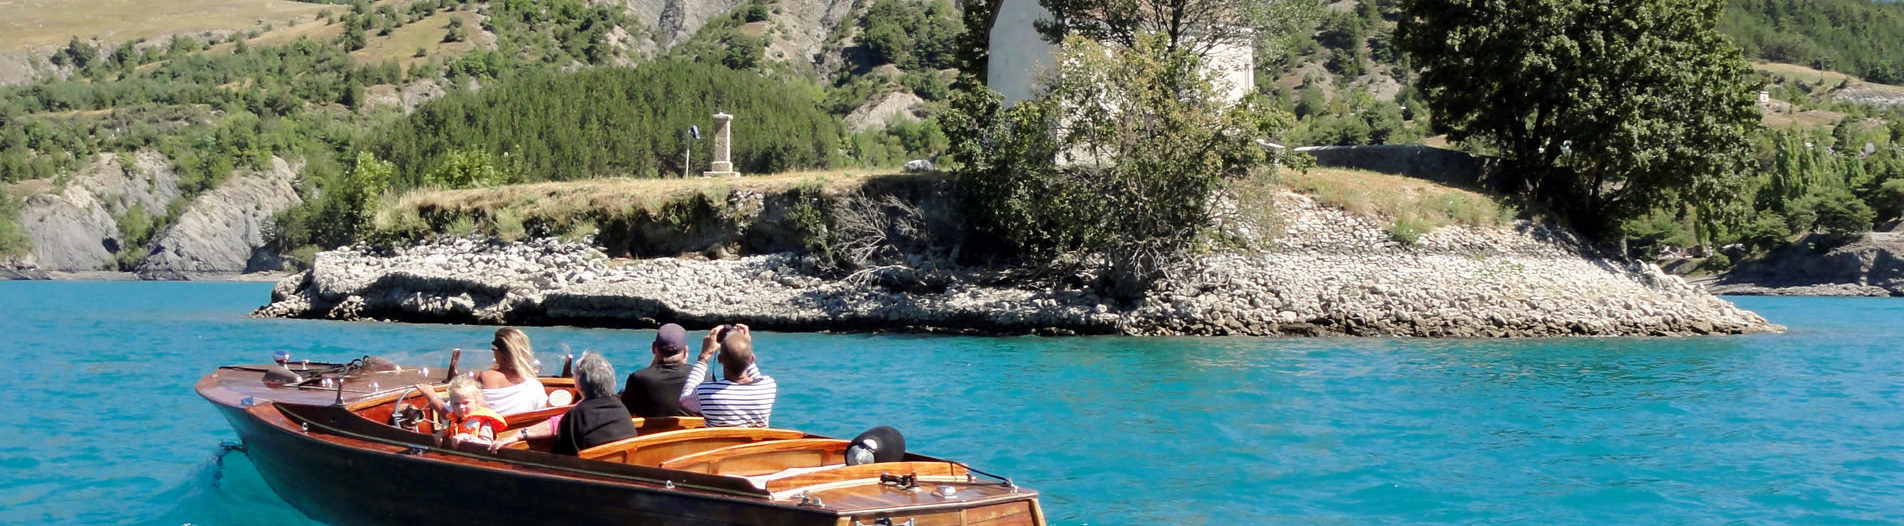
xmin=578 ymin=427 xmax=803 ymax=466
xmin=501 ymin=416 xmax=707 ymax=451
xmin=659 ymin=438 xmax=853 ymax=476
xmin=500 ymin=405 xmax=573 ymax=432
xmin=546 ymin=388 xmax=574 ymax=406
xmin=762 ymin=461 xmax=972 ymax=494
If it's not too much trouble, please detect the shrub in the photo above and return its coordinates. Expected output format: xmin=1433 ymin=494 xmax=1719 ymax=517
xmin=1699 ymin=252 xmax=1733 ymax=272
xmin=0 ymin=191 xmax=28 ymax=257
xmin=742 ymin=2 xmax=771 ymax=23
xmin=1787 ymin=185 xmax=1874 ymax=242
xmin=902 ymin=71 xmax=949 ymax=101
xmin=1739 ymin=213 xmax=1791 ymax=253
xmin=425 ymin=149 xmax=507 ymax=188
xmin=948 ymin=35 xmax=1292 ymax=299
xmin=1388 ymin=213 xmax=1429 ymax=245
xmin=786 ymin=178 xmax=834 ymax=257
xmin=1876 ymin=177 xmax=1904 ymax=222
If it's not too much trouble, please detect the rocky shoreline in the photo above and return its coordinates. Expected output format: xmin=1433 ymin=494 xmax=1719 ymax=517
xmin=255 ymin=192 xmax=1780 ymax=337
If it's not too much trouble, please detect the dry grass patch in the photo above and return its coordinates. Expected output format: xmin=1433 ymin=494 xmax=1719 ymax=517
xmin=0 ymin=0 xmax=326 ymax=51
xmin=1762 ymin=108 xmax=1850 ymax=130
xmin=244 ymin=16 xmax=345 ymax=48
xmin=1754 ymin=62 xmax=1861 ymax=87
xmin=349 ymin=11 xmax=481 ymax=68
xmin=375 ymin=169 xmax=906 ymax=242
xmin=398 ymin=169 xmax=894 ymax=216
xmin=1280 ymin=167 xmax=1518 ymax=244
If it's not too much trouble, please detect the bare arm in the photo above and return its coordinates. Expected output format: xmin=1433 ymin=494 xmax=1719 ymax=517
xmin=488 ymin=417 xmax=557 ymax=452
xmin=412 ymin=384 xmax=449 ymax=414
xmin=678 ymin=325 xmax=724 ymax=413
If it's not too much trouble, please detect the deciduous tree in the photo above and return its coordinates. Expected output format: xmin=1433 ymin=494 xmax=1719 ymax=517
xmin=1397 ymin=0 xmax=1761 ymax=236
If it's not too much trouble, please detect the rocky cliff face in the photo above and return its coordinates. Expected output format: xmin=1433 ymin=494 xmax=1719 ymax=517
xmin=599 ymin=0 xmax=858 ymax=71
xmin=597 ymin=0 xmax=748 ymax=50
xmin=136 ymin=157 xmax=303 ymax=280
xmin=4 ymin=151 xmax=306 ymax=279
xmin=15 ymin=151 xmax=178 ymax=272
xmin=1712 ymin=232 xmax=1904 ymax=297
xmin=844 ymin=90 xmax=926 ymax=132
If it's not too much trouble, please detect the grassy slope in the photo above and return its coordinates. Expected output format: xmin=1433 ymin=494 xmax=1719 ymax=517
xmin=0 ymin=0 xmax=327 ymax=51
xmin=373 ymin=167 xmax=1519 ymax=248
xmin=1755 ymin=62 xmax=1861 ymax=86
xmin=1751 ymin=62 xmax=1904 ymax=130
xmin=1283 ymin=168 xmax=1517 ymax=232
xmin=388 ymin=169 xmax=895 ymax=219
xmin=348 ymin=11 xmax=483 ymax=68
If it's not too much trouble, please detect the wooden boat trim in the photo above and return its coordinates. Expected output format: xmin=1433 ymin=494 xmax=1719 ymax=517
xmin=827 ymin=492 xmax=1046 ymax=518
xmin=633 ymin=416 xmax=708 ymax=430
xmin=661 ymin=438 xmax=853 ymax=474
xmin=763 ymin=461 xmax=971 ymax=494
xmin=274 ymin=402 xmax=770 ymax=498
xmin=580 ymin=427 xmax=807 ymax=463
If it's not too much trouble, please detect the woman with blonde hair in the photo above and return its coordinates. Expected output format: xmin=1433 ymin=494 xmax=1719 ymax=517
xmin=420 ymin=328 xmax=550 ymax=415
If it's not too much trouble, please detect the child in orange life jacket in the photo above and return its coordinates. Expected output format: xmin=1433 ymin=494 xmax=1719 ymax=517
xmin=439 ymin=376 xmax=507 ymax=448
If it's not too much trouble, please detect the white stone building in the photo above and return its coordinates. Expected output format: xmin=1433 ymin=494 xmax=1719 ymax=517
xmin=985 ymin=0 xmax=1255 ymax=105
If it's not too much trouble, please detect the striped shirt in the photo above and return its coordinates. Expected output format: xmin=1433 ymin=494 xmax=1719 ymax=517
xmin=679 ymin=362 xmax=777 ymax=428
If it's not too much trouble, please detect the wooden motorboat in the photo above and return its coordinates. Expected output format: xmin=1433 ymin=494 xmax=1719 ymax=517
xmin=197 ymin=357 xmax=1044 ymax=525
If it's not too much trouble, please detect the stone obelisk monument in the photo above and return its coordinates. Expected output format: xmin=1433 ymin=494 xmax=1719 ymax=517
xmin=703 ymin=112 xmax=738 ymax=177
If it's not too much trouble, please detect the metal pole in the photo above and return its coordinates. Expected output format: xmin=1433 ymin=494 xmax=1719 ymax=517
xmin=685 ymin=145 xmax=691 ymax=178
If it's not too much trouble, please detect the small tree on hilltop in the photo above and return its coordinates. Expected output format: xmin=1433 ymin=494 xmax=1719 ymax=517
xmin=1397 ymin=0 xmax=1760 ymax=237
xmin=948 ymin=34 xmax=1293 ymax=300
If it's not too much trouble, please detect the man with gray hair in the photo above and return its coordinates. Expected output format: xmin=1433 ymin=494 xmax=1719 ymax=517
xmin=548 ymin=351 xmax=638 ymax=455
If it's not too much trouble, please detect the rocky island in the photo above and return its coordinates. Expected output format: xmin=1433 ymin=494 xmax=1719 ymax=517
xmin=254 ymin=173 xmax=1778 ymax=338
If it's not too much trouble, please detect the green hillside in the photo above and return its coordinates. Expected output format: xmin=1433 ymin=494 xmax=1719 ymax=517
xmin=1722 ymin=0 xmax=1904 ymax=85
xmin=2 ymin=0 xmax=1902 ymax=267
xmin=0 ymin=0 xmax=959 ymax=265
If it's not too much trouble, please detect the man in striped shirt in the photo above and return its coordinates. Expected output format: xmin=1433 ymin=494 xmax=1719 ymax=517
xmin=678 ymin=323 xmax=777 ymax=427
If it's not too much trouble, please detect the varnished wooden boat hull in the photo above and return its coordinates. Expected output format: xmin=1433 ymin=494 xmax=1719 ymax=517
xmin=199 ymin=364 xmax=1042 ymax=526
xmin=211 ymin=401 xmax=836 ymax=525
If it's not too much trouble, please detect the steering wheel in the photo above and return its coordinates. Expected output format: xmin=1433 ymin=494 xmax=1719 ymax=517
xmin=388 ymin=386 xmax=434 ymax=432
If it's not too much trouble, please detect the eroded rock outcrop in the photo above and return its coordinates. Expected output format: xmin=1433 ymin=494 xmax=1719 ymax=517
xmin=136 ymin=157 xmax=302 ymax=280
xmin=0 ymin=255 xmax=49 ymax=280
xmin=1711 ymin=232 xmax=1904 ymax=297
xmin=16 ymin=151 xmax=177 ymax=272
xmin=257 ymin=190 xmax=1778 ymax=337
xmin=844 ymin=90 xmax=925 ymax=132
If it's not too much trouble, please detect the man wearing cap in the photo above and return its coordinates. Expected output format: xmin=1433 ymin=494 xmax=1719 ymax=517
xmin=619 ymin=323 xmax=704 ymax=418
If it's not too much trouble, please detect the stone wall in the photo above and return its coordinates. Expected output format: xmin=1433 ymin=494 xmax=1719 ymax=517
xmin=1296 ymin=145 xmax=1498 ymax=188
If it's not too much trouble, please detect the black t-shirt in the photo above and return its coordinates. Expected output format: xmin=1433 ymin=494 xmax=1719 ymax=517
xmin=621 ymin=362 xmax=700 ymax=418
xmin=550 ymin=397 xmax=638 ymax=456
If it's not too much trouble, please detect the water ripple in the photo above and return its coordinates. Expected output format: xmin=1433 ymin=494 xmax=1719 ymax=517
xmin=3 ymin=284 xmax=1903 ymax=524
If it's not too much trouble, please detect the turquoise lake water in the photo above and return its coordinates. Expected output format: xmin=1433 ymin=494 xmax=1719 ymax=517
xmin=2 ymin=282 xmax=1902 ymax=524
